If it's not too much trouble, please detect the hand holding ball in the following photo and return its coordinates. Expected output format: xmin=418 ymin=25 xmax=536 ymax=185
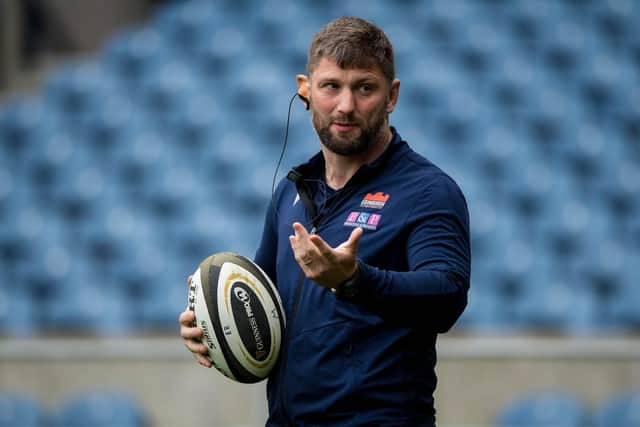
xmin=188 ymin=253 xmax=285 ymax=383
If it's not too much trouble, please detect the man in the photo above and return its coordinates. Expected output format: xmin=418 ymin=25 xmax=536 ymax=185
xmin=180 ymin=16 xmax=470 ymax=427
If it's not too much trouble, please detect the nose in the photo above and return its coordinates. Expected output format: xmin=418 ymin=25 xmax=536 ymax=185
xmin=336 ymin=89 xmax=355 ymax=115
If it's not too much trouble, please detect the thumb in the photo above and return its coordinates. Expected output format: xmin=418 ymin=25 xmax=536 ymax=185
xmin=341 ymin=227 xmax=363 ymax=254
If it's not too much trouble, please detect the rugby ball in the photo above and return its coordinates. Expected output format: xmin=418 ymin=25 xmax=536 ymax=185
xmin=188 ymin=252 xmax=285 ymax=383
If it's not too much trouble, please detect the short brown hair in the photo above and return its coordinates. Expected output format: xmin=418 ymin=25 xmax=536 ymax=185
xmin=307 ymin=17 xmax=395 ymax=84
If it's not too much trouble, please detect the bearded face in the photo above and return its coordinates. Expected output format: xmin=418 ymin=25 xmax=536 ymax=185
xmin=304 ymin=58 xmax=397 ymax=157
xmin=311 ymin=94 xmax=389 ymax=156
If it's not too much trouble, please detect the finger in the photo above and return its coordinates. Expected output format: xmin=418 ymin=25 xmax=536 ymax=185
xmin=194 ymin=353 xmax=212 ymax=368
xmin=181 ymin=324 xmax=204 ymax=340
xmin=292 ymin=222 xmax=310 ymax=240
xmin=184 ymin=338 xmax=209 ymax=355
xmin=339 ymin=227 xmax=363 ymax=253
xmin=309 ymin=234 xmax=334 ymax=257
xmin=179 ymin=309 xmax=196 ymax=326
xmin=187 ymin=275 xmax=193 ymax=287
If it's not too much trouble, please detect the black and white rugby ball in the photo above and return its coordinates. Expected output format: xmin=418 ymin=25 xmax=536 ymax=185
xmin=188 ymin=252 xmax=285 ymax=383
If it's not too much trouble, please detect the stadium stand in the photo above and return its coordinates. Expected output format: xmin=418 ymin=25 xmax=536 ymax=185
xmin=0 ymin=390 xmax=47 ymax=427
xmin=0 ymin=0 xmax=639 ymax=337
xmin=496 ymin=389 xmax=589 ymax=427
xmin=51 ymin=389 xmax=149 ymax=427
xmin=0 ymin=1 xmax=639 ymax=424
xmin=595 ymin=389 xmax=640 ymax=427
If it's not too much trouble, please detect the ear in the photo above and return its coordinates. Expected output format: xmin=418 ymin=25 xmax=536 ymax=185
xmin=386 ymin=79 xmax=400 ymax=113
xmin=296 ymin=74 xmax=310 ymax=109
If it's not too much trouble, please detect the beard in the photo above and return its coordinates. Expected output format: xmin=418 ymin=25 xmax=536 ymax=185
xmin=311 ymin=101 xmax=389 ymax=157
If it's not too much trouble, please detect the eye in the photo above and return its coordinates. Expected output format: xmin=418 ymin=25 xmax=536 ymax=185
xmin=358 ymin=83 xmax=375 ymax=94
xmin=321 ymin=82 xmax=339 ymax=90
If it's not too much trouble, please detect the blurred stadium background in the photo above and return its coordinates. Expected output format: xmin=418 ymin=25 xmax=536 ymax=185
xmin=1 ymin=0 xmax=639 ymax=426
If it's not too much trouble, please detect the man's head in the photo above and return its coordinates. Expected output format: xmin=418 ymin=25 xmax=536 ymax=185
xmin=297 ymin=17 xmax=400 ymax=157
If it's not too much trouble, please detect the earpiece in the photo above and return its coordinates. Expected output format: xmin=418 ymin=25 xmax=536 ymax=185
xmin=297 ymin=93 xmax=310 ymax=110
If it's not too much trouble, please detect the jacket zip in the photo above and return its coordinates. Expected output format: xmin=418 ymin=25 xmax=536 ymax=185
xmin=280 ymin=168 xmax=319 ymax=425
xmin=278 ymin=223 xmax=317 ymax=425
xmin=277 ymin=165 xmax=364 ymax=423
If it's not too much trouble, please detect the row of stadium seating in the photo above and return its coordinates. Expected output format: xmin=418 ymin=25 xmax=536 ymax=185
xmin=0 ymin=389 xmax=148 ymax=427
xmin=496 ymin=388 xmax=640 ymax=427
xmin=1 ymin=0 xmax=640 ymax=335
xmin=2 ymin=387 xmax=637 ymax=427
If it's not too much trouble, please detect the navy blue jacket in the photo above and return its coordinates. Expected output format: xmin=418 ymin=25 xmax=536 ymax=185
xmin=255 ymin=128 xmax=471 ymax=427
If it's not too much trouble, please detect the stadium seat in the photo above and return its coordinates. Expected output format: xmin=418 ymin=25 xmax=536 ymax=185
xmin=504 ymin=153 xmax=554 ymax=219
xmin=151 ymin=0 xmax=218 ymax=55
xmin=44 ymin=62 xmax=116 ymax=119
xmin=140 ymin=61 xmax=199 ymax=123
xmin=0 ymin=391 xmax=47 ymax=426
xmin=103 ymin=28 xmax=168 ymax=85
xmin=496 ymin=390 xmax=589 ymax=427
xmin=593 ymin=0 xmax=637 ymax=47
xmin=0 ymin=287 xmax=38 ymax=337
xmin=53 ymin=390 xmax=148 ymax=427
xmin=488 ymin=56 xmax=536 ymax=114
xmin=0 ymin=97 xmax=49 ymax=157
xmin=579 ymin=53 xmax=625 ymax=116
xmin=540 ymin=19 xmax=586 ymax=77
xmin=604 ymin=253 xmax=640 ymax=330
xmin=596 ymin=389 xmax=640 ymax=427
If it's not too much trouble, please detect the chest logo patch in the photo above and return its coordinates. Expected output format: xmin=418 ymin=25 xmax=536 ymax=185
xmin=360 ymin=192 xmax=389 ymax=209
xmin=344 ymin=211 xmax=382 ymax=230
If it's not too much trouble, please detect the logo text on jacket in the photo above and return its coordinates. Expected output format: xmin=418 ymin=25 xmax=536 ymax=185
xmin=344 ymin=211 xmax=381 ymax=230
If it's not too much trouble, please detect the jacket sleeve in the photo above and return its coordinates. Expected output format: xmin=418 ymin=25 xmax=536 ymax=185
xmin=350 ymin=177 xmax=471 ymax=333
xmin=254 ymin=199 xmax=278 ymax=285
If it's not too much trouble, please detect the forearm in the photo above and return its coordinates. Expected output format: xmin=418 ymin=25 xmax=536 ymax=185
xmin=346 ymin=261 xmax=469 ymax=333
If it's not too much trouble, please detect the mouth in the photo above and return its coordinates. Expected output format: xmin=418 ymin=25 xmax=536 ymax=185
xmin=331 ymin=121 xmax=358 ymax=132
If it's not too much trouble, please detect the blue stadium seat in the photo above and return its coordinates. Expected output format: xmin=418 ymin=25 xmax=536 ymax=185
xmin=488 ymin=56 xmax=536 ymax=114
xmin=151 ymin=0 xmax=218 ymax=55
xmin=44 ymin=62 xmax=116 ymax=120
xmin=596 ymin=389 xmax=640 ymax=427
xmin=560 ymin=122 xmax=608 ymax=184
xmin=144 ymin=164 xmax=196 ymax=220
xmin=592 ymin=0 xmax=637 ymax=47
xmin=0 ymin=97 xmax=49 ymax=158
xmin=579 ymin=53 xmax=625 ymax=116
xmin=53 ymin=390 xmax=148 ymax=427
xmin=21 ymin=131 xmax=80 ymax=207
xmin=0 ymin=287 xmax=38 ymax=337
xmin=524 ymin=85 xmax=575 ymax=149
xmin=599 ymin=159 xmax=640 ymax=219
xmin=456 ymin=285 xmax=509 ymax=332
xmin=171 ymin=93 xmax=219 ymax=149
xmin=540 ymin=19 xmax=587 ymax=77
xmin=191 ymin=25 xmax=250 ymax=82
xmin=0 ymin=391 xmax=47 ymax=426
xmin=115 ymin=131 xmax=168 ymax=204
xmin=416 ymin=0 xmax=477 ymax=47
xmin=538 ymin=188 xmax=592 ymax=261
xmin=139 ymin=262 xmax=188 ymax=331
xmin=604 ymin=251 xmax=640 ymax=330
xmin=455 ymin=21 xmax=510 ymax=79
xmin=82 ymin=93 xmax=137 ymax=153
xmin=103 ymin=28 xmax=168 ymax=85
xmin=496 ymin=390 xmax=589 ymax=427
xmin=44 ymin=276 xmax=135 ymax=336
xmin=140 ymin=61 xmax=199 ymax=124
xmin=53 ymin=165 xmax=109 ymax=226
xmin=516 ymin=278 xmax=600 ymax=334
